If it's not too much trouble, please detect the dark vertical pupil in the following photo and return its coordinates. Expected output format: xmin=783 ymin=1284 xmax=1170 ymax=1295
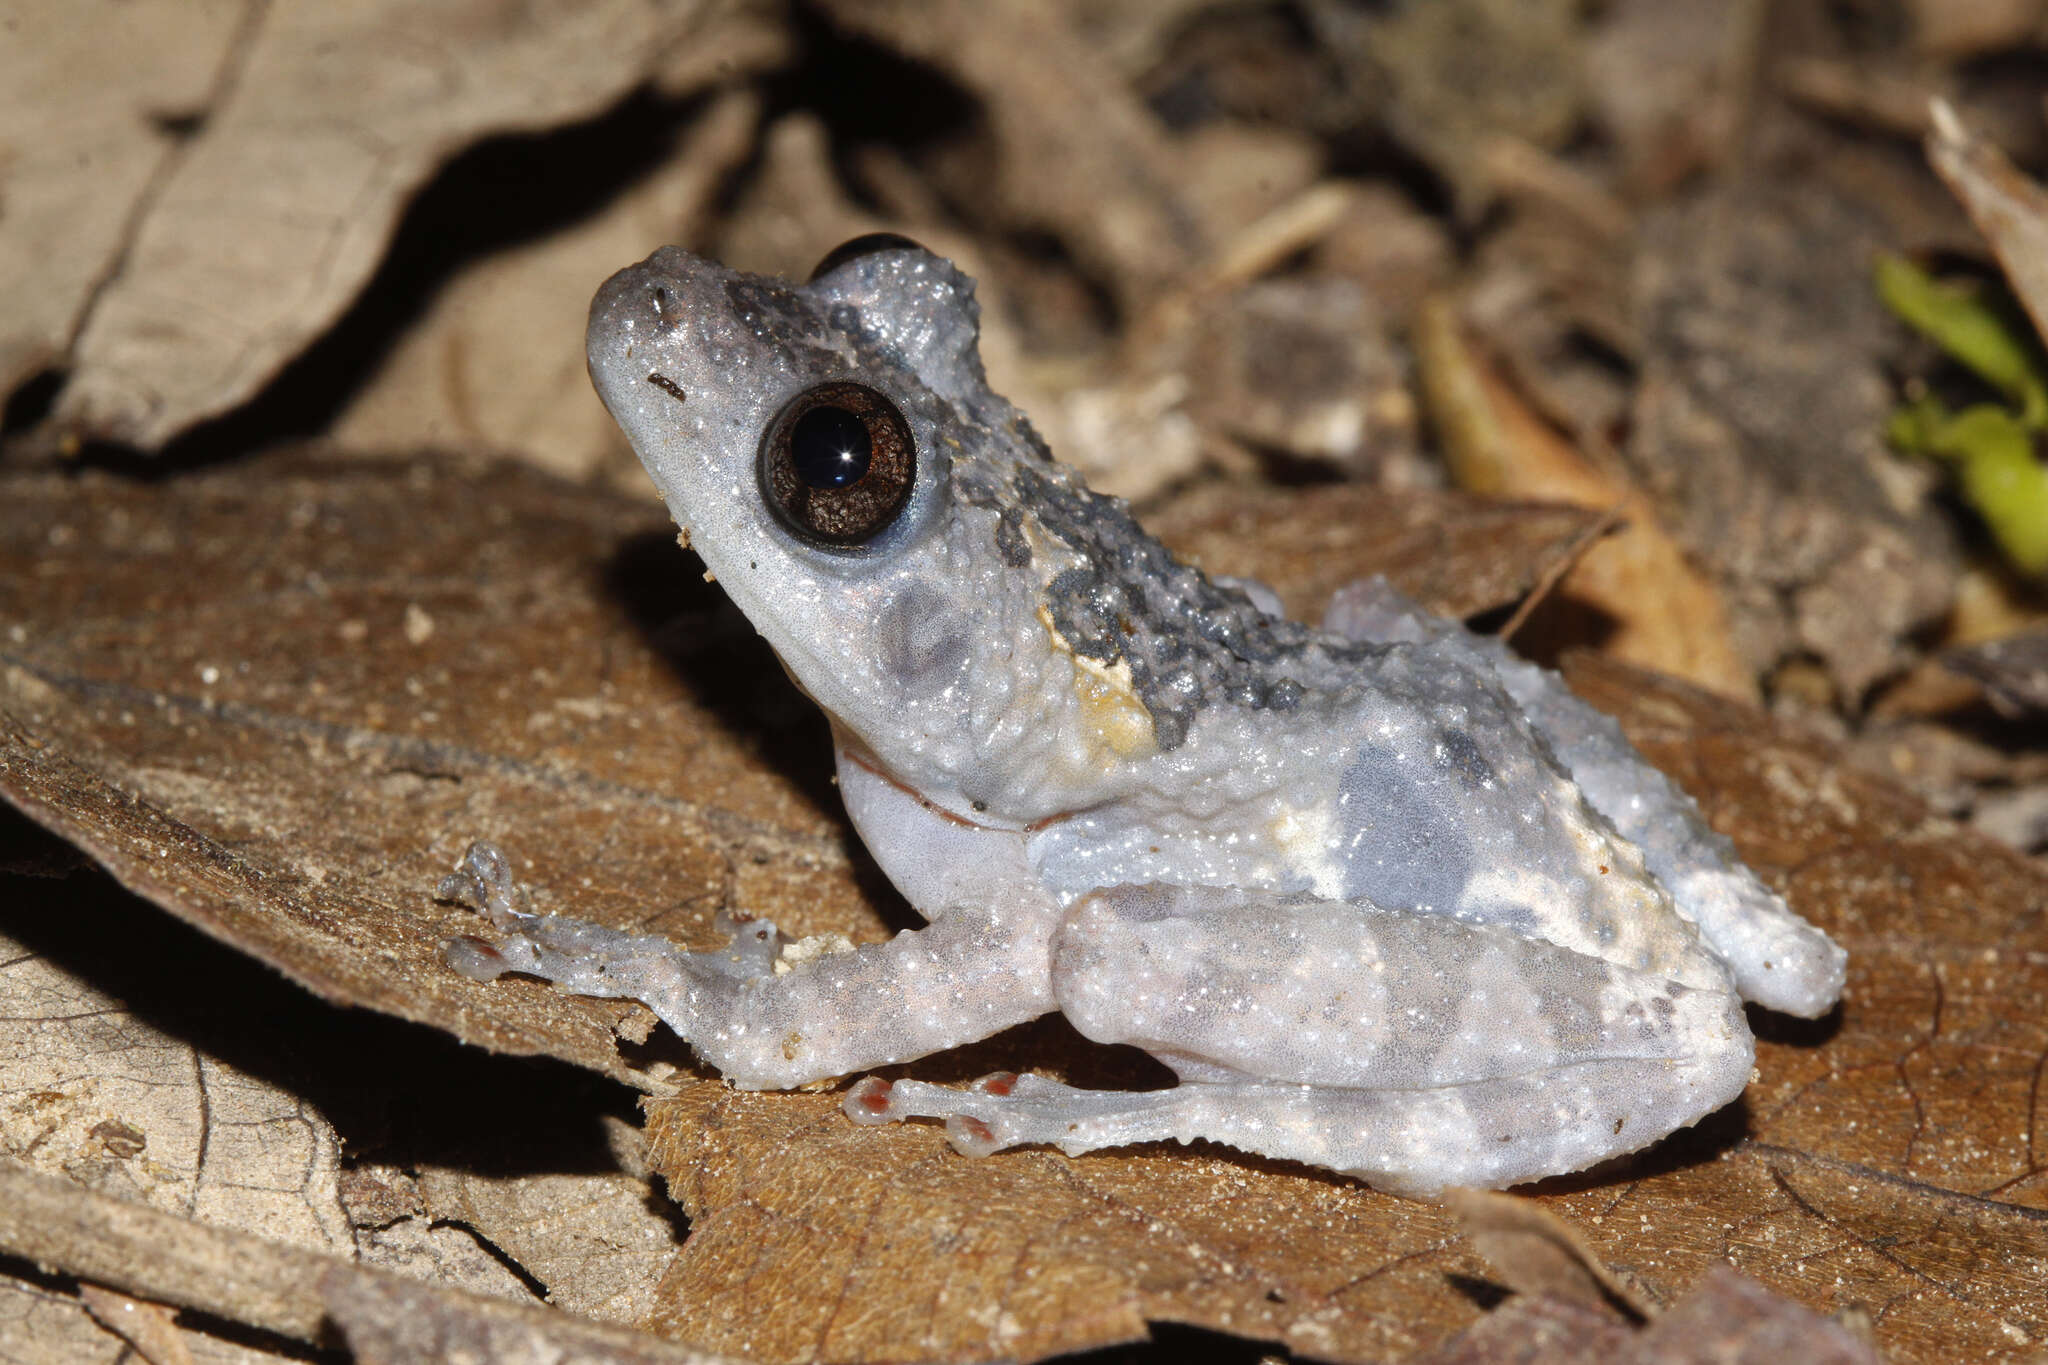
xmin=789 ymin=405 xmax=871 ymax=489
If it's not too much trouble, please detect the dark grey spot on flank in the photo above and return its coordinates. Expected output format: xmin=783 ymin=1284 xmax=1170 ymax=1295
xmin=646 ymin=372 xmax=687 ymax=404
xmin=1335 ymin=743 xmax=1474 ymax=910
xmin=827 ymin=302 xmax=863 ymax=336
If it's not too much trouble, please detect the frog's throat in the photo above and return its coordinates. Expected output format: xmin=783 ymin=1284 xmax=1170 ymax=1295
xmin=831 ymin=732 xmax=1064 ymax=839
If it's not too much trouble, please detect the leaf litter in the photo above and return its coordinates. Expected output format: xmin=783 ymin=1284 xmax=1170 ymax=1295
xmin=7 ymin=1 xmax=2048 ymax=1362
xmin=2 ymin=448 xmax=2045 ymax=1360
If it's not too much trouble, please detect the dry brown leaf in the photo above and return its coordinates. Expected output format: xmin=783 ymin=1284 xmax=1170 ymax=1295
xmin=1414 ymin=296 xmax=1756 ymax=701
xmin=643 ymin=1072 xmax=1479 ymax=1363
xmin=0 ymin=450 xmax=867 ymax=1088
xmin=0 ymin=1160 xmax=738 ymax=1365
xmin=1144 ymin=482 xmax=1602 ymax=626
xmin=414 ymin=1116 xmax=683 ymax=1325
xmin=1926 ymin=98 xmax=2048 ymax=350
xmin=50 ymin=1 xmax=764 ymax=449
xmin=1438 ymin=1193 xmax=1880 ymax=1361
xmin=0 ymin=923 xmax=356 ymax=1257
xmin=1629 ymin=165 xmax=1959 ymax=700
xmin=1439 ymin=1188 xmax=1648 ymax=1318
xmin=0 ymin=843 xmax=667 ymax=1323
xmin=809 ymin=0 xmax=1209 ymax=310
xmin=1409 ymin=1292 xmax=1633 ymax=1364
xmin=2 ymin=1271 xmax=204 ymax=1365
xmin=0 ymin=1 xmax=251 ymax=399
xmin=1412 ymin=1267 xmax=1880 ymax=1364
xmin=323 ymin=1270 xmax=741 ymax=1365
xmin=1628 ymin=1267 xmax=1880 ymax=1364
xmin=0 ymin=834 xmax=699 ymax=1348
xmin=4 ymin=451 xmax=2046 ymax=1361
xmin=76 ymin=1285 xmax=197 ymax=1365
xmin=331 ymin=88 xmax=764 ymax=486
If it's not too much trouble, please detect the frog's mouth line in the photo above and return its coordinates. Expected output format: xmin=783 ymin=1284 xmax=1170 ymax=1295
xmin=835 ymin=742 xmax=1078 ymax=836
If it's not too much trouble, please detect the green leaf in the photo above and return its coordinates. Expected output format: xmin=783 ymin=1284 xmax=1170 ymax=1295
xmin=1875 ymin=254 xmax=2048 ymax=428
xmin=1895 ymin=402 xmax=2048 ymax=576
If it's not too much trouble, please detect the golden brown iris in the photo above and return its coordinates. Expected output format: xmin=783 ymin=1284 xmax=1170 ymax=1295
xmin=758 ymin=381 xmax=916 ymax=547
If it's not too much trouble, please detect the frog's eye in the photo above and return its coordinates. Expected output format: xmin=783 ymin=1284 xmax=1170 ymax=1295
xmin=758 ymin=381 xmax=917 ymax=547
xmin=808 ymin=233 xmax=927 ymax=282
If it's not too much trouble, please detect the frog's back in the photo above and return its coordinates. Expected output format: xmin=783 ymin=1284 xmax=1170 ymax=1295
xmin=1027 ymin=618 xmax=1732 ymax=994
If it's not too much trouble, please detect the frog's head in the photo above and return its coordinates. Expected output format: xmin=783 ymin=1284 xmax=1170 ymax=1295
xmin=587 ymin=238 xmax=1138 ymax=819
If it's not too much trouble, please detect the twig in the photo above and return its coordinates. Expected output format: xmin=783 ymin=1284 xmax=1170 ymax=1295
xmin=1494 ymin=500 xmax=1628 ymax=645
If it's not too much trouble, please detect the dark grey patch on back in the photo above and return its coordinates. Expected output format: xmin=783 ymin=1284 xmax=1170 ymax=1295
xmin=992 ymin=510 xmax=1031 ymax=568
xmin=990 ymin=459 xmax=1377 ymax=751
xmin=1335 ymin=744 xmax=1474 ymax=911
xmin=1440 ymin=728 xmax=1493 ymax=786
xmin=1013 ymin=411 xmax=1055 ymax=461
xmin=957 ymin=467 xmax=1033 ymax=568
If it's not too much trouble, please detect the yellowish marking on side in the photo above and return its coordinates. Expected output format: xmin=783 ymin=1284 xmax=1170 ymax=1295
xmin=1037 ymin=604 xmax=1159 ymax=760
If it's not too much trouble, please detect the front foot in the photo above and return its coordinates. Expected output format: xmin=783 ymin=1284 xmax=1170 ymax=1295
xmin=434 ymin=839 xmax=789 ymax=991
xmin=434 ymin=841 xmax=1060 ymax=1090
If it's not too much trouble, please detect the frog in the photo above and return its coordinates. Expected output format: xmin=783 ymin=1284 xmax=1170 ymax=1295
xmin=438 ymin=235 xmax=1846 ymax=1196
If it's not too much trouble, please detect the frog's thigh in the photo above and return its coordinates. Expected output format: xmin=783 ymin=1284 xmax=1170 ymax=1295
xmin=1324 ymin=578 xmax=1845 ymax=1018
xmin=1023 ymin=884 xmax=1750 ymax=1190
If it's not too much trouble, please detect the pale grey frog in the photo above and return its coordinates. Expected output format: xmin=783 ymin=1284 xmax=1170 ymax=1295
xmin=440 ymin=236 xmax=1846 ymax=1195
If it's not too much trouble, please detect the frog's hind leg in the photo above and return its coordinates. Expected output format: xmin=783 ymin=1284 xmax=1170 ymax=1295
xmin=846 ymin=882 xmax=1756 ymax=1193
xmin=1322 ymin=577 xmax=1846 ymax=1019
xmin=848 ymin=1065 xmax=1715 ymax=1196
